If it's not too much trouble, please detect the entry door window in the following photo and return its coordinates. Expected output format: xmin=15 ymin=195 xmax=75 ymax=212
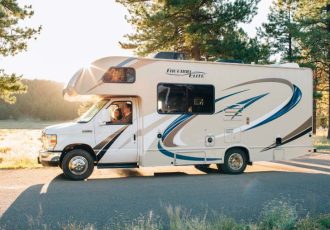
xmin=108 ymin=101 xmax=133 ymax=124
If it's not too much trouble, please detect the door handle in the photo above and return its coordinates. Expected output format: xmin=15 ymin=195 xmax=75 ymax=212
xmin=82 ymin=130 xmax=93 ymax=133
xmin=133 ymin=134 xmax=136 ymax=141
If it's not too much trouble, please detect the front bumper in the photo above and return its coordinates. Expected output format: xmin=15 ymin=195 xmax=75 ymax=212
xmin=38 ymin=150 xmax=61 ymax=167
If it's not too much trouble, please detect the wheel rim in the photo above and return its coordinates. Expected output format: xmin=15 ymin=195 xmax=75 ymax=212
xmin=68 ymin=156 xmax=88 ymax=175
xmin=228 ymin=153 xmax=243 ymax=170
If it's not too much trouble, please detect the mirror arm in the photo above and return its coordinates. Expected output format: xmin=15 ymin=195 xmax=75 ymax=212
xmin=99 ymin=121 xmax=108 ymax=126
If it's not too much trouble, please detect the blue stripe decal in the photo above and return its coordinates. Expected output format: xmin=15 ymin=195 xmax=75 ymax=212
xmin=162 ymin=114 xmax=192 ymax=141
xmin=117 ymin=57 xmax=136 ymax=67
xmin=163 ymin=89 xmax=250 ymax=138
xmin=237 ymin=93 xmax=268 ymax=106
xmin=216 ymin=93 xmax=269 ymax=115
xmin=215 ymin=89 xmax=249 ymax=102
xmin=216 ymin=104 xmax=238 ymax=114
xmin=231 ymin=93 xmax=269 ymax=119
xmin=245 ymin=85 xmax=302 ymax=131
xmin=159 ymin=90 xmax=258 ymax=161
xmin=157 ymin=83 xmax=300 ymax=161
xmin=158 ymin=141 xmax=221 ymax=161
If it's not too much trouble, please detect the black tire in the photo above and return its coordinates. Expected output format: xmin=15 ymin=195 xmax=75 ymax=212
xmin=216 ymin=164 xmax=225 ymax=173
xmin=221 ymin=148 xmax=247 ymax=174
xmin=61 ymin=149 xmax=94 ymax=180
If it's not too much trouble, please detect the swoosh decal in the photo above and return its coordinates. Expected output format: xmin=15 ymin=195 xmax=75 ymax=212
xmin=225 ymin=78 xmax=294 ymax=90
xmin=159 ymin=78 xmax=303 ymax=160
xmin=215 ymin=89 xmax=249 ymax=102
xmin=245 ymin=85 xmax=301 ymax=131
xmin=163 ymin=115 xmax=196 ymax=147
xmin=162 ymin=90 xmax=251 ymax=146
xmin=216 ymin=93 xmax=269 ymax=115
xmin=117 ymin=57 xmax=136 ymax=67
xmin=262 ymin=127 xmax=312 ymax=152
xmin=158 ymin=141 xmax=221 ymax=161
xmin=95 ymin=126 xmax=128 ymax=161
xmin=162 ymin=114 xmax=193 ymax=141
xmin=262 ymin=117 xmax=312 ymax=151
xmin=231 ymin=93 xmax=269 ymax=119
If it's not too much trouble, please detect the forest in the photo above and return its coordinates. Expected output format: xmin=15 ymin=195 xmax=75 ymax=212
xmin=0 ymin=79 xmax=80 ymax=121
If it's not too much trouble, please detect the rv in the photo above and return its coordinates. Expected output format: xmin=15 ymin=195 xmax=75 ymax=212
xmin=38 ymin=56 xmax=313 ymax=180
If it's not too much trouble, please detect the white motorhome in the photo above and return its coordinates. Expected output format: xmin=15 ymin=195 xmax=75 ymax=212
xmin=38 ymin=56 xmax=313 ymax=180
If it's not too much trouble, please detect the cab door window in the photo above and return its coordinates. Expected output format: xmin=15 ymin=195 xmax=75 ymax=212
xmin=108 ymin=101 xmax=133 ymax=124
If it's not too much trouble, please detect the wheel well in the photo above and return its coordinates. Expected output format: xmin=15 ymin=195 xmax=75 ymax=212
xmin=60 ymin=144 xmax=96 ymax=165
xmin=225 ymin=146 xmax=251 ymax=165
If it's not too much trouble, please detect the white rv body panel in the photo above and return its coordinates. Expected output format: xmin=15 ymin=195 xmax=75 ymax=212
xmin=44 ymin=56 xmax=312 ymax=170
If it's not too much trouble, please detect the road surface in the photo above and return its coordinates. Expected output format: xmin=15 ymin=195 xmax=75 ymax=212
xmin=0 ymin=153 xmax=330 ymax=229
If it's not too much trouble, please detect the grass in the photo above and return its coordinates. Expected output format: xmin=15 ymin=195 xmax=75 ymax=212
xmin=313 ymin=136 xmax=330 ymax=150
xmin=0 ymin=128 xmax=42 ymax=169
xmin=2 ymin=200 xmax=329 ymax=230
xmin=0 ymin=119 xmax=65 ymax=129
xmin=314 ymin=129 xmax=330 ymax=151
xmin=0 ymin=147 xmax=11 ymax=154
xmin=295 ymin=215 xmax=330 ymax=230
xmin=0 ymin=146 xmax=41 ymax=169
xmin=258 ymin=199 xmax=297 ymax=230
xmin=0 ymin=155 xmax=41 ymax=169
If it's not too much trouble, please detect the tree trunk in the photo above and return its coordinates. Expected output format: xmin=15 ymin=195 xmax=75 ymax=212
xmin=288 ymin=32 xmax=292 ymax=62
xmin=327 ymin=4 xmax=330 ymax=139
xmin=288 ymin=6 xmax=293 ymax=62
xmin=313 ymin=71 xmax=317 ymax=134
xmin=327 ymin=64 xmax=330 ymax=139
xmin=191 ymin=43 xmax=201 ymax=61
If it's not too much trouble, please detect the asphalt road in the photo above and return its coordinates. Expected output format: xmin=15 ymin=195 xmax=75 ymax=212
xmin=0 ymin=153 xmax=330 ymax=229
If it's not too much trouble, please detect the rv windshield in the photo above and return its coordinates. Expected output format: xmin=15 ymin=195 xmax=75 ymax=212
xmin=77 ymin=99 xmax=108 ymax=123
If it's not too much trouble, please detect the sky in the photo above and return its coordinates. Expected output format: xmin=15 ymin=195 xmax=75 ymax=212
xmin=0 ymin=0 xmax=273 ymax=85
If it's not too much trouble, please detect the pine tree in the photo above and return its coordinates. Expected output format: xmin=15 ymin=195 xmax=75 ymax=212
xmin=117 ymin=0 xmax=260 ymax=60
xmin=295 ymin=0 xmax=329 ymax=138
xmin=207 ymin=28 xmax=270 ymax=63
xmin=258 ymin=0 xmax=300 ymax=62
xmin=0 ymin=1 xmax=41 ymax=104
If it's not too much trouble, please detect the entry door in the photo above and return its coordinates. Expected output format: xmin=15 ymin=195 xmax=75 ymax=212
xmin=94 ymin=99 xmax=138 ymax=164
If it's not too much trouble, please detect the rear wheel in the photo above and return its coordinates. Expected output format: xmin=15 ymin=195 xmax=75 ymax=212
xmin=62 ymin=149 xmax=94 ymax=180
xmin=220 ymin=148 xmax=247 ymax=174
xmin=216 ymin=164 xmax=225 ymax=173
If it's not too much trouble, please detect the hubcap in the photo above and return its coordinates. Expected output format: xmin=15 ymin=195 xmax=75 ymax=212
xmin=69 ymin=156 xmax=88 ymax=175
xmin=228 ymin=153 xmax=243 ymax=170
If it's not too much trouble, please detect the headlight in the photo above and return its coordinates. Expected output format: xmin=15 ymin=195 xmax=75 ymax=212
xmin=42 ymin=134 xmax=57 ymax=150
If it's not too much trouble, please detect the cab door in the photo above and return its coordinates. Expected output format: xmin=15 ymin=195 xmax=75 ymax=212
xmin=94 ymin=98 xmax=138 ymax=165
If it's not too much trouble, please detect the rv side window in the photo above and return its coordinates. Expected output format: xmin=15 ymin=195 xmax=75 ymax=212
xmin=102 ymin=67 xmax=135 ymax=83
xmin=157 ymin=84 xmax=187 ymax=114
xmin=187 ymin=85 xmax=214 ymax=113
xmin=157 ymin=84 xmax=214 ymax=114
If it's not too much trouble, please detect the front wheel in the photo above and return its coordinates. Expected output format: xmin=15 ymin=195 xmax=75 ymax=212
xmin=62 ymin=149 xmax=94 ymax=180
xmin=220 ymin=148 xmax=247 ymax=174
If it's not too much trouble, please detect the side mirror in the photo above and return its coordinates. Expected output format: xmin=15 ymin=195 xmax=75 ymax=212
xmin=99 ymin=121 xmax=107 ymax=126
xmin=97 ymin=109 xmax=111 ymax=125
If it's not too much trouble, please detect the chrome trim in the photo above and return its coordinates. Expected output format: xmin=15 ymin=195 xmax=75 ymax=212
xmin=39 ymin=150 xmax=61 ymax=166
xmin=228 ymin=153 xmax=244 ymax=170
xmin=68 ymin=156 xmax=88 ymax=175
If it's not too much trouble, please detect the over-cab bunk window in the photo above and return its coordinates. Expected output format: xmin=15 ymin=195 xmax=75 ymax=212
xmin=157 ymin=83 xmax=214 ymax=114
xmin=102 ymin=67 xmax=135 ymax=83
